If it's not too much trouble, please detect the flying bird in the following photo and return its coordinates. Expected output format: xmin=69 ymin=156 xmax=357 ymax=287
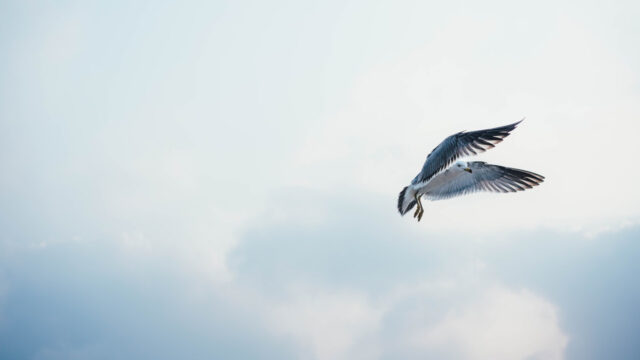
xmin=398 ymin=120 xmax=544 ymax=221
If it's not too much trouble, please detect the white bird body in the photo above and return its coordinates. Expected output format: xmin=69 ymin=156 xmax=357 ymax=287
xmin=403 ymin=161 xmax=465 ymax=203
xmin=398 ymin=120 xmax=544 ymax=221
xmin=418 ymin=161 xmax=467 ymax=195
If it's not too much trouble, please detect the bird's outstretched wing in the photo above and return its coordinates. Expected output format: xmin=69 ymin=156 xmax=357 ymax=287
xmin=411 ymin=120 xmax=523 ymax=185
xmin=424 ymin=161 xmax=544 ymax=200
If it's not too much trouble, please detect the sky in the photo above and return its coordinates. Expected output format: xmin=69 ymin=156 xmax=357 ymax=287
xmin=1 ymin=0 xmax=640 ymax=359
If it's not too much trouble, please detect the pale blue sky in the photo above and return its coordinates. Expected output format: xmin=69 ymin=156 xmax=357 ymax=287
xmin=1 ymin=1 xmax=640 ymax=359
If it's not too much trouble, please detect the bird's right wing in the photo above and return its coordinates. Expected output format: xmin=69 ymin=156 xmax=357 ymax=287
xmin=424 ymin=161 xmax=545 ymax=200
xmin=411 ymin=119 xmax=523 ymax=185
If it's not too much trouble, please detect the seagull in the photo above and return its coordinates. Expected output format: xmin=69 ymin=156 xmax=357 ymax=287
xmin=398 ymin=120 xmax=544 ymax=221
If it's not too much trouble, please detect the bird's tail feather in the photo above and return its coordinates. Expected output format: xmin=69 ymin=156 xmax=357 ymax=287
xmin=398 ymin=186 xmax=417 ymax=215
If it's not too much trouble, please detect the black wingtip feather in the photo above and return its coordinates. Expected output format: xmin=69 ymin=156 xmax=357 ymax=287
xmin=398 ymin=186 xmax=408 ymax=214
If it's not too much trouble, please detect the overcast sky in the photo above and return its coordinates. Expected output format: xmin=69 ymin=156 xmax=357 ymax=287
xmin=1 ymin=1 xmax=640 ymax=359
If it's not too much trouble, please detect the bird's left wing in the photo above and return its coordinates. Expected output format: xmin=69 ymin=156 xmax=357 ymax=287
xmin=424 ymin=161 xmax=545 ymax=200
xmin=412 ymin=120 xmax=523 ymax=185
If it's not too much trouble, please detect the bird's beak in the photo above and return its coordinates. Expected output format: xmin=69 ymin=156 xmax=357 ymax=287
xmin=464 ymin=168 xmax=472 ymax=173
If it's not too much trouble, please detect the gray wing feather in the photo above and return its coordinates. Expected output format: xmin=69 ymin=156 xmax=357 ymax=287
xmin=411 ymin=119 xmax=523 ymax=185
xmin=425 ymin=161 xmax=545 ymax=200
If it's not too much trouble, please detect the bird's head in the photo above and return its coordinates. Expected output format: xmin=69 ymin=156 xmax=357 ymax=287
xmin=454 ymin=161 xmax=473 ymax=173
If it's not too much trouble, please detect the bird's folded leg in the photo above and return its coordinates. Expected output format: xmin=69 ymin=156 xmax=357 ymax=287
xmin=413 ymin=193 xmax=423 ymax=220
xmin=415 ymin=194 xmax=425 ymax=222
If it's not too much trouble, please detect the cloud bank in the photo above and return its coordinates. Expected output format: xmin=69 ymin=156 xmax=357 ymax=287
xmin=3 ymin=189 xmax=640 ymax=359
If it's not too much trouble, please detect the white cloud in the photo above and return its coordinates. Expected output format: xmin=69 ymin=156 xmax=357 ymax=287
xmin=261 ymin=281 xmax=567 ymax=360
xmin=267 ymin=288 xmax=383 ymax=360
xmin=410 ymin=286 xmax=568 ymax=360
